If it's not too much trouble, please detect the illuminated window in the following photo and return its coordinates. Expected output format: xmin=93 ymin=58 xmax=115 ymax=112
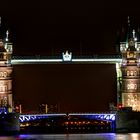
xmin=127 ymin=52 xmax=130 ymax=58
xmin=127 ymin=71 xmax=129 ymax=76
xmin=127 ymin=83 xmax=137 ymax=90
xmin=127 ymin=94 xmax=137 ymax=110
xmin=127 ymin=52 xmax=135 ymax=58
xmin=129 ymin=53 xmax=134 ymax=58
xmin=0 ymin=72 xmax=7 ymax=78
xmin=127 ymin=71 xmax=137 ymax=76
xmin=3 ymin=54 xmax=7 ymax=60
xmin=130 ymin=71 xmax=133 ymax=76
xmin=0 ymin=85 xmax=7 ymax=92
xmin=3 ymin=97 xmax=7 ymax=106
xmin=134 ymin=71 xmax=137 ymax=76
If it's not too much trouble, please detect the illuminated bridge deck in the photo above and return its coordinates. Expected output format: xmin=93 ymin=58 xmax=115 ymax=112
xmin=19 ymin=113 xmax=116 ymax=123
xmin=11 ymin=55 xmax=122 ymax=64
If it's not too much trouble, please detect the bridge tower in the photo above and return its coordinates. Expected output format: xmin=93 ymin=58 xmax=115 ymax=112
xmin=119 ymin=29 xmax=140 ymax=111
xmin=0 ymin=30 xmax=13 ymax=113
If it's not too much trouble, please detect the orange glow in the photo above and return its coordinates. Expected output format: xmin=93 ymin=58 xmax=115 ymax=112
xmin=65 ymin=122 xmax=68 ymax=125
xmin=118 ymin=103 xmax=122 ymax=109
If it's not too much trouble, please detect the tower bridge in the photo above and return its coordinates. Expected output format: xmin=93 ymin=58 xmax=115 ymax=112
xmin=12 ymin=27 xmax=140 ymax=131
xmin=1 ymin=18 xmax=140 ymax=132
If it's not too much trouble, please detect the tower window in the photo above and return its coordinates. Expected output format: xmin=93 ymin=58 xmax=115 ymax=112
xmin=127 ymin=83 xmax=137 ymax=90
xmin=134 ymin=71 xmax=137 ymax=76
xmin=126 ymin=70 xmax=137 ymax=76
xmin=127 ymin=71 xmax=129 ymax=76
xmin=0 ymin=72 xmax=7 ymax=78
xmin=130 ymin=71 xmax=133 ymax=76
xmin=0 ymin=85 xmax=7 ymax=92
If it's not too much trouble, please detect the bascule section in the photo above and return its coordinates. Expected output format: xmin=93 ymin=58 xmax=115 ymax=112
xmin=120 ymin=30 xmax=140 ymax=111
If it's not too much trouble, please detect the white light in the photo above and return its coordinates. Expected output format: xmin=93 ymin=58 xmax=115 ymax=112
xmin=134 ymin=38 xmax=137 ymax=41
xmin=20 ymin=113 xmax=66 ymax=117
xmin=130 ymin=133 xmax=139 ymax=140
xmin=19 ymin=113 xmax=116 ymax=122
xmin=116 ymin=63 xmax=120 ymax=69
xmin=11 ymin=58 xmax=122 ymax=64
xmin=72 ymin=59 xmax=121 ymax=63
xmin=11 ymin=59 xmax=63 ymax=64
xmin=69 ymin=113 xmax=116 ymax=115
xmin=62 ymin=51 xmax=72 ymax=61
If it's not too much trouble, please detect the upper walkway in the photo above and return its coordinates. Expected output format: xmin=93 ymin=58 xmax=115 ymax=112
xmin=11 ymin=55 xmax=122 ymax=65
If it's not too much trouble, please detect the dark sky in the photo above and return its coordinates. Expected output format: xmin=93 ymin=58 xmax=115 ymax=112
xmin=13 ymin=64 xmax=116 ymax=113
xmin=0 ymin=1 xmax=140 ymax=113
xmin=1 ymin=1 xmax=140 ymax=56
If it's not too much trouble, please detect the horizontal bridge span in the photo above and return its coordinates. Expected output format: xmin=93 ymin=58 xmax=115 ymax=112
xmin=10 ymin=55 xmax=122 ymax=64
xmin=19 ymin=113 xmax=116 ymax=123
xmin=11 ymin=58 xmax=122 ymax=64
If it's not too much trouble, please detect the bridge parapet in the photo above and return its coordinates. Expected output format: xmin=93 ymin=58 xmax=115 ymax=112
xmin=19 ymin=113 xmax=67 ymax=122
xmin=19 ymin=113 xmax=116 ymax=123
xmin=69 ymin=113 xmax=116 ymax=122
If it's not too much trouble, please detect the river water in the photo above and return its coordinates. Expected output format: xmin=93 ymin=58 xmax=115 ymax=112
xmin=0 ymin=133 xmax=140 ymax=140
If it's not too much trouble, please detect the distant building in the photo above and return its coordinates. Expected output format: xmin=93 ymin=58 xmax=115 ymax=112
xmin=39 ymin=104 xmax=59 ymax=113
xmin=39 ymin=104 xmax=48 ymax=113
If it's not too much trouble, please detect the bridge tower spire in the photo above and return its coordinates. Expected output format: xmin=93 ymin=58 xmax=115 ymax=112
xmin=119 ymin=21 xmax=140 ymax=111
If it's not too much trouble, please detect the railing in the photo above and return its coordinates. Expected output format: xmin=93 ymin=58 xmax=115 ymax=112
xmin=11 ymin=55 xmax=122 ymax=64
xmin=19 ymin=113 xmax=66 ymax=122
xmin=19 ymin=113 xmax=116 ymax=123
xmin=12 ymin=55 xmax=121 ymax=60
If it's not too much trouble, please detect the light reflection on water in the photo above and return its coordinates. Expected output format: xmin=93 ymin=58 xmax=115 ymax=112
xmin=0 ymin=133 xmax=140 ymax=140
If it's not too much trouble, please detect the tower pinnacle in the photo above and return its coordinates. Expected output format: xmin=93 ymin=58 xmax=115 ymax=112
xmin=132 ymin=29 xmax=135 ymax=39
xmin=128 ymin=16 xmax=130 ymax=27
xmin=5 ymin=30 xmax=9 ymax=42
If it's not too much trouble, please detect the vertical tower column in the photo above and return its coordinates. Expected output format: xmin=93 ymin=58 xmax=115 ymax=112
xmin=0 ymin=32 xmax=13 ymax=114
xmin=116 ymin=62 xmax=122 ymax=107
xmin=120 ymin=30 xmax=140 ymax=111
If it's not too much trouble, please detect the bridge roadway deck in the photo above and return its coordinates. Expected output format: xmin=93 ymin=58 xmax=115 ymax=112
xmin=11 ymin=55 xmax=122 ymax=64
xmin=19 ymin=113 xmax=116 ymax=123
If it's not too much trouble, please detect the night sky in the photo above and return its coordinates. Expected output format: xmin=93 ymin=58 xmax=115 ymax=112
xmin=13 ymin=64 xmax=116 ymax=113
xmin=0 ymin=1 xmax=140 ymax=113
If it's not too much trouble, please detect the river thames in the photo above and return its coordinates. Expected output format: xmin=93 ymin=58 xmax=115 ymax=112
xmin=1 ymin=133 xmax=140 ymax=140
